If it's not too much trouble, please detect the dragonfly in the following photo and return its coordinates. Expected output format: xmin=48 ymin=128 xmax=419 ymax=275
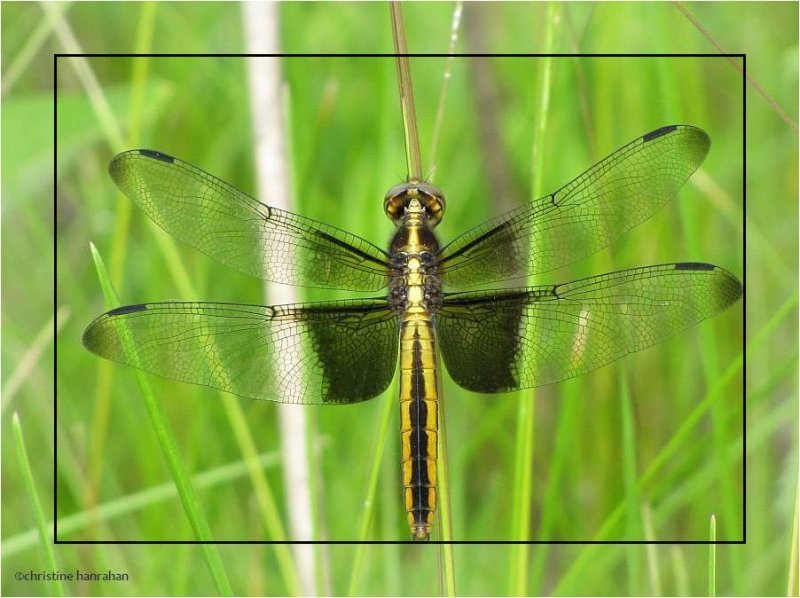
xmin=83 ymin=124 xmax=742 ymax=541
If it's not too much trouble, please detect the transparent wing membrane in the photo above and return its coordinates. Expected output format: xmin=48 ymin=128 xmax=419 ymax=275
xmin=83 ymin=299 xmax=399 ymax=404
xmin=438 ymin=126 xmax=711 ymax=287
xmin=110 ymin=150 xmax=390 ymax=291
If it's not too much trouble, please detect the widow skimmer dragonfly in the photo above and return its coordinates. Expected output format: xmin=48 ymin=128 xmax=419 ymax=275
xmin=83 ymin=124 xmax=742 ymax=540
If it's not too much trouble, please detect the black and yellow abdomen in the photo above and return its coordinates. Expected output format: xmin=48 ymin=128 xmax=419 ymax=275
xmin=400 ymin=308 xmax=439 ymax=540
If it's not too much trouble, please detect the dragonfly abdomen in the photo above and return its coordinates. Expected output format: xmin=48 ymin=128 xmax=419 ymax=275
xmin=399 ymin=311 xmax=439 ymax=540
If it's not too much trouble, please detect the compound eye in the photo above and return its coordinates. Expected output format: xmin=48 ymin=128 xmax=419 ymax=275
xmin=384 ymin=184 xmax=410 ymax=223
xmin=417 ymin=183 xmax=446 ymax=227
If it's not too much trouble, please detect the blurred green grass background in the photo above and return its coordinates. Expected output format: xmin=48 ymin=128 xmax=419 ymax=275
xmin=3 ymin=1 xmax=796 ymax=596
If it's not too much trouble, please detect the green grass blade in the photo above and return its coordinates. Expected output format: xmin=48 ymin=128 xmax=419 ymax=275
xmin=107 ymin=0 xmax=155 ymax=283
xmin=438 ymin=392 xmax=456 ymax=594
xmin=643 ymin=505 xmax=663 ymax=596
xmin=87 ymin=243 xmax=233 ymax=596
xmin=348 ymin=380 xmax=396 ymax=595
xmin=509 ymin=391 xmax=535 ymax=547
xmin=219 ymin=395 xmax=300 ymax=595
xmin=620 ymin=373 xmax=642 ymax=593
xmin=671 ymin=546 xmax=690 ymax=596
xmin=12 ymin=412 xmax=66 ymax=597
xmin=2 ymin=306 xmax=69 ymax=412
xmin=788 ymin=476 xmax=799 ymax=596
xmin=87 ymin=1 xmax=155 ymax=512
xmin=530 ymin=390 xmax=578 ymax=591
xmin=5 ymin=450 xmax=282 ymax=558
xmin=3 ymin=2 xmax=72 ymax=94
xmin=708 ymin=514 xmax=717 ymax=597
xmin=43 ymin=3 xmax=125 ymax=151
xmin=510 ymin=5 xmax=558 ymax=594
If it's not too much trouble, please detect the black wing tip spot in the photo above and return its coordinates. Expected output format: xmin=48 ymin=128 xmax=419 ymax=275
xmin=138 ymin=149 xmax=175 ymax=163
xmin=107 ymin=303 xmax=149 ymax=316
xmin=108 ymin=150 xmax=175 ymax=181
xmin=641 ymin=124 xmax=711 ymax=150
xmin=642 ymin=125 xmax=679 ymax=143
xmin=674 ymin=262 xmax=716 ymax=271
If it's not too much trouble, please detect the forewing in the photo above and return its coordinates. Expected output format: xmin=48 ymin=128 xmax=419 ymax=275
xmin=82 ymin=299 xmax=399 ymax=404
xmin=438 ymin=126 xmax=711 ymax=288
xmin=436 ymin=263 xmax=742 ymax=393
xmin=109 ymin=150 xmax=390 ymax=291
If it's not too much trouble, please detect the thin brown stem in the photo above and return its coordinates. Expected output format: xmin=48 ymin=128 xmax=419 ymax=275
xmin=390 ymin=2 xmax=423 ymax=181
xmin=673 ymin=1 xmax=798 ymax=130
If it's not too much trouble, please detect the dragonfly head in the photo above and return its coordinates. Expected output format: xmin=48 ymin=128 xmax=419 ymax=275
xmin=384 ymin=181 xmax=446 ymax=227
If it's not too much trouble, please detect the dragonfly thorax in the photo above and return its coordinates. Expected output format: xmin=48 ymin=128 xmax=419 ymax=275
xmin=387 ymin=197 xmax=442 ymax=313
xmin=384 ymin=180 xmax=445 ymax=227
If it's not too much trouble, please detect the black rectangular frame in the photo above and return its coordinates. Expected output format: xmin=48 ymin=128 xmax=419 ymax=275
xmin=53 ymin=52 xmax=747 ymax=546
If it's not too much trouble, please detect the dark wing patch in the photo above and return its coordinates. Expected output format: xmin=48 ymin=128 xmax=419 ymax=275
xmin=433 ymin=291 xmax=529 ymax=392
xmin=436 ymin=263 xmax=742 ymax=392
xmin=437 ymin=126 xmax=711 ymax=288
xmin=82 ymin=299 xmax=399 ymax=404
xmin=109 ymin=150 xmax=390 ymax=291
